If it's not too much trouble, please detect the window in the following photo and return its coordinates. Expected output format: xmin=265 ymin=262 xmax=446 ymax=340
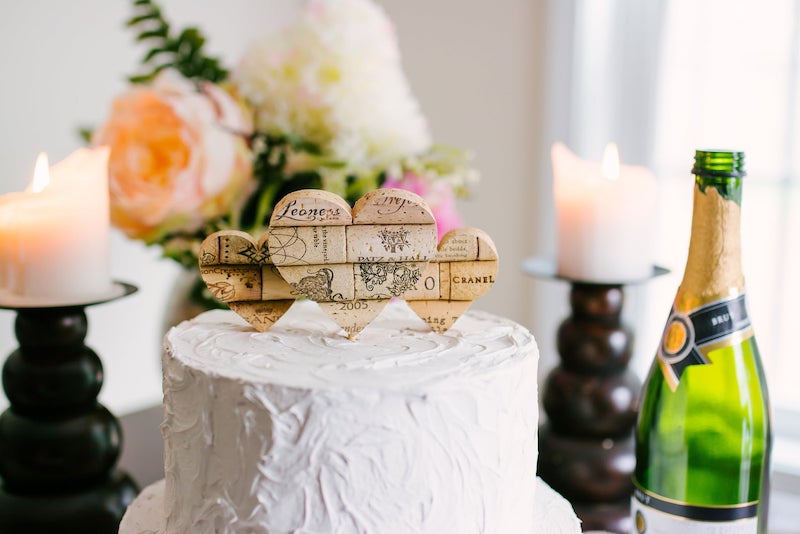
xmin=539 ymin=0 xmax=800 ymax=489
xmin=652 ymin=0 xmax=800 ymax=486
xmin=652 ymin=0 xmax=800 ymax=412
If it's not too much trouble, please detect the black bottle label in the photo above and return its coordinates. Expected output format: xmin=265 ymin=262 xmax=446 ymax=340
xmin=657 ymin=294 xmax=752 ymax=391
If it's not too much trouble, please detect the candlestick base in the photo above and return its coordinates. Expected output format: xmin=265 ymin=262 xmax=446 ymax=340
xmin=0 ymin=470 xmax=137 ymax=532
xmin=523 ymin=257 xmax=667 ymax=533
xmin=521 ymin=256 xmax=668 ymax=285
xmin=0 ymin=280 xmax=135 ymax=310
xmin=0 ymin=283 xmax=138 ymax=533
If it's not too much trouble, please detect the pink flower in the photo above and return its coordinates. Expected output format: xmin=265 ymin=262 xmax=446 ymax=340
xmin=92 ymin=71 xmax=254 ymax=241
xmin=383 ymin=173 xmax=462 ymax=241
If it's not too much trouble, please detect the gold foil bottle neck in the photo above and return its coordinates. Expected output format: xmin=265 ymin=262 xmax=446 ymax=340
xmin=675 ymin=184 xmax=744 ymax=313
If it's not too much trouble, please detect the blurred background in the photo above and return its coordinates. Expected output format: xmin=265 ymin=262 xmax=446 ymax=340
xmin=0 ymin=0 xmax=798 ymax=502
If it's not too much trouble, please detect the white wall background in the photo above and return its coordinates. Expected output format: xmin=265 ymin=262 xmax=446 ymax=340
xmin=0 ymin=0 xmax=549 ymax=415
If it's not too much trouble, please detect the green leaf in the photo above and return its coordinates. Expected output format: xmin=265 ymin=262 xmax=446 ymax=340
xmin=77 ymin=126 xmax=94 ymax=145
xmin=128 ymin=73 xmax=155 ymax=84
xmin=288 ymin=137 xmax=323 ymax=155
xmin=151 ymin=62 xmax=175 ymax=74
xmin=179 ymin=28 xmax=205 ymax=48
xmin=136 ymin=27 xmax=169 ymax=41
xmin=126 ymin=12 xmax=161 ymax=27
xmin=142 ymin=47 xmax=170 ymax=63
xmin=126 ymin=0 xmax=228 ymax=84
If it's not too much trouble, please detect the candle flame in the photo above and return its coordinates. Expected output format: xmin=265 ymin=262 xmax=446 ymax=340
xmin=601 ymin=143 xmax=620 ymax=181
xmin=30 ymin=152 xmax=50 ymax=193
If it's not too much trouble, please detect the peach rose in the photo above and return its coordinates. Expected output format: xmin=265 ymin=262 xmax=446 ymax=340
xmin=93 ymin=70 xmax=253 ymax=241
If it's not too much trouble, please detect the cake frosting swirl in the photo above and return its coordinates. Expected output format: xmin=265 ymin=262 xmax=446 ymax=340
xmin=137 ymin=301 xmax=549 ymax=533
xmin=166 ymin=300 xmax=534 ymax=390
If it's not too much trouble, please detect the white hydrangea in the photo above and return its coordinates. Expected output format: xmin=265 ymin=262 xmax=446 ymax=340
xmin=233 ymin=0 xmax=432 ymax=171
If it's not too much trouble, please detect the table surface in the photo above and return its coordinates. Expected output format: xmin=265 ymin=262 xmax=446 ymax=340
xmin=118 ymin=406 xmax=799 ymax=534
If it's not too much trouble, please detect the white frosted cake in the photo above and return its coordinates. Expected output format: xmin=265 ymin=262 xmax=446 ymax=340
xmin=120 ymin=301 xmax=581 ymax=533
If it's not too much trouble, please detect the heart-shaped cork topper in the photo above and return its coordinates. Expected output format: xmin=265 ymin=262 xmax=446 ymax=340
xmin=268 ymin=188 xmax=437 ymax=337
xmin=198 ymin=230 xmax=296 ymax=332
xmin=405 ymin=227 xmax=498 ymax=333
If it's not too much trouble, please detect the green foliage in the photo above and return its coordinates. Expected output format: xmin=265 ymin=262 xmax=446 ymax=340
xmin=238 ymin=133 xmax=324 ymax=234
xmin=77 ymin=126 xmax=94 ymax=144
xmin=126 ymin=0 xmax=228 ymax=84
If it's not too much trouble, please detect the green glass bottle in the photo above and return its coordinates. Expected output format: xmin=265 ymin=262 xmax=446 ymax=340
xmin=632 ymin=150 xmax=771 ymax=533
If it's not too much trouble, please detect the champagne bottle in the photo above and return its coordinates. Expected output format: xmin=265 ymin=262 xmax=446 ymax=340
xmin=632 ymin=150 xmax=771 ymax=533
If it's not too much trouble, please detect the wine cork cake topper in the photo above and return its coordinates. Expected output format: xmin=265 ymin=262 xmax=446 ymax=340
xmin=198 ymin=188 xmax=498 ymax=337
xmin=198 ymin=230 xmax=296 ymax=331
xmin=405 ymin=227 xmax=498 ymax=333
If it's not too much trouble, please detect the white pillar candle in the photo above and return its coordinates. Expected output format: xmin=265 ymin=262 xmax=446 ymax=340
xmin=0 ymin=147 xmax=113 ymax=302
xmin=552 ymin=142 xmax=657 ymax=283
xmin=0 ymin=194 xmax=21 ymax=293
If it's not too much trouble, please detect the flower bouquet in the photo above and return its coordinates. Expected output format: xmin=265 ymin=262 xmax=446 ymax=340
xmin=89 ymin=0 xmax=477 ymax=310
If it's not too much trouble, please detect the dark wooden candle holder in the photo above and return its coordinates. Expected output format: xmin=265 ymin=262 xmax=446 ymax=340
xmin=523 ymin=258 xmax=667 ymax=533
xmin=0 ymin=283 xmax=138 ymax=533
